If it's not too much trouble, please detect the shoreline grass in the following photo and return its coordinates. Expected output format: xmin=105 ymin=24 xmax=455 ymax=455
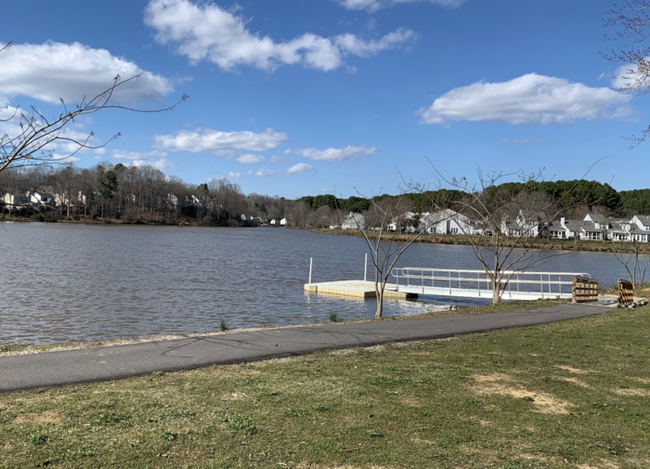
xmin=1 ymin=305 xmax=648 ymax=468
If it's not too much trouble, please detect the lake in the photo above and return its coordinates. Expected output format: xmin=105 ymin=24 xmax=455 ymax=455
xmin=0 ymin=222 xmax=629 ymax=344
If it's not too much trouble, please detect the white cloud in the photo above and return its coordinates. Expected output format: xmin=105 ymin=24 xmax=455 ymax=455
xmin=287 ymin=163 xmax=315 ymax=174
xmin=286 ymin=145 xmax=376 ymax=161
xmin=45 ymin=155 xmax=82 ymax=164
xmin=334 ymin=29 xmax=417 ymax=57
xmin=337 ymin=0 xmax=465 ymax=13
xmin=128 ymin=158 xmax=178 ymax=172
xmin=0 ymin=42 xmax=174 ymax=105
xmin=112 ymin=149 xmax=176 ymax=171
xmin=418 ymin=73 xmax=631 ymax=126
xmin=113 ymin=150 xmax=168 ymax=160
xmin=254 ymin=169 xmax=278 ymax=177
xmin=0 ymin=100 xmax=20 ymax=120
xmin=227 ymin=172 xmax=243 ymax=181
xmin=236 ymin=154 xmax=265 ymax=164
xmin=500 ymin=139 xmax=532 ymax=145
xmin=144 ymin=0 xmax=416 ymax=71
xmin=154 ymin=128 xmax=287 ymax=153
xmin=209 ymin=163 xmax=313 ymax=182
xmin=612 ymin=61 xmax=650 ymax=94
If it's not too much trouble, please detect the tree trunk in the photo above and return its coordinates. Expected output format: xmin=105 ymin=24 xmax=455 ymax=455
xmin=491 ymin=275 xmax=502 ymax=305
xmin=375 ymin=288 xmax=384 ymax=318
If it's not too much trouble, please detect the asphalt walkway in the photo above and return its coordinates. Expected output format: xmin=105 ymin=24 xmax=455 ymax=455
xmin=0 ymin=302 xmax=616 ymax=393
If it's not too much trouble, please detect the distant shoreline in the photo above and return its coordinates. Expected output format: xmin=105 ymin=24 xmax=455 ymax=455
xmin=313 ymin=228 xmax=650 ymax=255
xmin=2 ymin=218 xmax=646 ymax=254
xmin=0 ymin=216 xmax=260 ymax=228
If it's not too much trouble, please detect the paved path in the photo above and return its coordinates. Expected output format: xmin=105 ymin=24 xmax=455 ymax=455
xmin=0 ymin=302 xmax=616 ymax=393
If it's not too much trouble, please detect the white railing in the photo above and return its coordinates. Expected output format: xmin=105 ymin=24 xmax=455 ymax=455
xmin=390 ymin=267 xmax=591 ymax=300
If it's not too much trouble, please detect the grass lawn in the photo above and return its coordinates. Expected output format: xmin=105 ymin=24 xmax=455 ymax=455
xmin=1 ymin=306 xmax=649 ymax=468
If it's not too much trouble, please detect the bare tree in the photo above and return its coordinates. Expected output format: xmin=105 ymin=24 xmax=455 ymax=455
xmin=408 ymin=167 xmax=564 ymax=305
xmin=286 ymin=200 xmax=311 ymax=228
xmin=604 ymin=0 xmax=650 ymax=145
xmin=1 ymin=65 xmax=187 ymax=173
xmin=608 ymin=226 xmax=650 ymax=284
xmin=356 ymin=196 xmax=429 ymax=319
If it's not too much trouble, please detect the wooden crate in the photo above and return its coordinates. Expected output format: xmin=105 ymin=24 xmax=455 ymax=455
xmin=572 ymin=276 xmax=598 ymax=303
xmin=618 ymin=279 xmax=634 ymax=308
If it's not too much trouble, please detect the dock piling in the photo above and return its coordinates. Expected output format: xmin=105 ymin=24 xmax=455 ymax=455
xmin=309 ymin=257 xmax=313 ymax=285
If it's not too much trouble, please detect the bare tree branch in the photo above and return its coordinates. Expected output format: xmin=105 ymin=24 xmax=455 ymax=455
xmin=0 ymin=70 xmax=188 ymax=173
xmin=603 ymin=0 xmax=650 ymax=146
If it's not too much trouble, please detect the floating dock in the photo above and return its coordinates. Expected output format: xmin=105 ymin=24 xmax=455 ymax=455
xmin=304 ymin=280 xmax=418 ymax=300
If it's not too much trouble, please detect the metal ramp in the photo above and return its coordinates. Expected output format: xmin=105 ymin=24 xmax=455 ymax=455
xmin=391 ymin=268 xmax=591 ymax=300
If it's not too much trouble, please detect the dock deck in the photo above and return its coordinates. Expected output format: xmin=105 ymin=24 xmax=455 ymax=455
xmin=304 ymin=280 xmax=418 ymax=300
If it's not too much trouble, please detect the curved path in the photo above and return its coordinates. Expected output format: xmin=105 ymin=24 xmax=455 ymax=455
xmin=0 ymin=302 xmax=616 ymax=393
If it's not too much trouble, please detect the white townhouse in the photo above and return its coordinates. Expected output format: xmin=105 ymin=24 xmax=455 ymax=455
xmin=547 ymin=213 xmax=649 ymax=242
xmin=631 ymin=215 xmax=650 ymax=231
xmin=419 ymin=209 xmax=483 ymax=235
xmin=388 ymin=211 xmax=418 ymax=232
xmin=340 ymin=212 xmax=365 ymax=230
xmin=501 ymin=210 xmax=548 ymax=238
xmin=549 ymin=215 xmax=608 ymax=241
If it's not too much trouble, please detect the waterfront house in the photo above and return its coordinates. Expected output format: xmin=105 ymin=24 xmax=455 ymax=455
xmin=2 ymin=193 xmax=28 ymax=209
xmin=27 ymin=191 xmax=55 ymax=208
xmin=631 ymin=215 xmax=650 ymax=232
xmin=388 ymin=211 xmax=418 ymax=232
xmin=340 ymin=212 xmax=365 ymax=230
xmin=420 ymin=209 xmax=483 ymax=235
xmin=501 ymin=210 xmax=548 ymax=238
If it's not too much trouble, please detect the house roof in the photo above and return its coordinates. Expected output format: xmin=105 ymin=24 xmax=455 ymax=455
xmin=633 ymin=215 xmax=650 ymax=225
xmin=584 ymin=213 xmax=607 ymax=224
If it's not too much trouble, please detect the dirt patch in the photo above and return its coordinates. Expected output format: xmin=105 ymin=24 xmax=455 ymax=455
xmin=362 ymin=345 xmax=386 ymax=353
xmin=400 ymin=397 xmax=421 ymax=407
xmin=13 ymin=410 xmax=64 ymax=425
xmin=630 ymin=377 xmax=650 ymax=385
xmin=613 ymin=388 xmax=650 ymax=397
xmin=458 ymin=443 xmax=500 ymax=459
xmin=220 ymin=392 xmax=248 ymax=401
xmin=329 ymin=349 xmax=357 ymax=356
xmin=577 ymin=461 xmax=620 ymax=469
xmin=554 ymin=365 xmax=594 ymax=375
xmin=558 ymin=377 xmax=592 ymax=389
xmin=298 ymin=464 xmax=394 ymax=469
xmin=250 ymin=356 xmax=299 ymax=366
xmin=412 ymin=437 xmax=435 ymax=446
xmin=472 ymin=373 xmax=572 ymax=415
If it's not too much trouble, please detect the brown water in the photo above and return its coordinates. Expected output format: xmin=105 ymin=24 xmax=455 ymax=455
xmin=0 ymin=222 xmax=628 ymax=344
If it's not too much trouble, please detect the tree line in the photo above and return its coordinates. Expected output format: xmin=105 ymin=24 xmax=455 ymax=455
xmin=1 ymin=163 xmax=648 ymax=227
xmin=298 ymin=180 xmax=650 ymax=221
xmin=0 ymin=163 xmax=293 ymax=226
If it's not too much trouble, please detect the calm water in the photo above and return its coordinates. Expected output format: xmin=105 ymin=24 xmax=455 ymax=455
xmin=0 ymin=222 xmax=629 ymax=344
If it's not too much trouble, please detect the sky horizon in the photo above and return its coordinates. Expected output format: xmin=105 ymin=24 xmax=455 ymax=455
xmin=1 ymin=0 xmax=648 ymax=199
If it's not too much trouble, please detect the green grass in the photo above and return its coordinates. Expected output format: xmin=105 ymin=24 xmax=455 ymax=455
xmin=1 ymin=307 xmax=649 ymax=468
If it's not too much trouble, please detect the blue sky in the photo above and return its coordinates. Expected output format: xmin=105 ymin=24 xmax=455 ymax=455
xmin=1 ymin=0 xmax=647 ymax=198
